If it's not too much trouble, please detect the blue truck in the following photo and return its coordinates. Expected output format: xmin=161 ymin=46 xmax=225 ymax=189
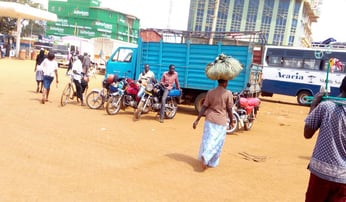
xmin=105 ymin=31 xmax=262 ymax=113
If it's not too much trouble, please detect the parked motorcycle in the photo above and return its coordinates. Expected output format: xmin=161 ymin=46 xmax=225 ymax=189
xmin=86 ymin=75 xmax=118 ymax=109
xmin=105 ymin=78 xmax=143 ymax=115
xmin=133 ymin=79 xmax=181 ymax=120
xmin=227 ymin=87 xmax=261 ymax=134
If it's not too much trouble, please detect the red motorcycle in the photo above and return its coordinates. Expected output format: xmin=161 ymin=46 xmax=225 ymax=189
xmin=227 ymin=87 xmax=261 ymax=134
xmin=105 ymin=78 xmax=142 ymax=115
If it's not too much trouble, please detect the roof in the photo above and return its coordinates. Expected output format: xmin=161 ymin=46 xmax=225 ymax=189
xmin=0 ymin=1 xmax=57 ymax=21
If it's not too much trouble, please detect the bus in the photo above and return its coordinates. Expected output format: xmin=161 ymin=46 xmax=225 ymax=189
xmin=261 ymin=45 xmax=346 ymax=105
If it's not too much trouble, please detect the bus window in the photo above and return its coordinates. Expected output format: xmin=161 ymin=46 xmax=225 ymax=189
xmin=303 ymin=59 xmax=320 ymax=70
xmin=268 ymin=56 xmax=282 ymax=65
xmin=283 ymin=57 xmax=303 ymax=68
xmin=321 ymin=60 xmax=329 ymax=71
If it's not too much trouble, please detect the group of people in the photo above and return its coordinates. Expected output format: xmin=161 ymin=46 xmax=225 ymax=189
xmin=33 ymin=49 xmax=346 ymax=200
xmin=34 ymin=49 xmax=59 ymax=104
xmin=191 ymin=71 xmax=346 ymax=200
xmin=34 ymin=50 xmax=91 ymax=105
xmin=0 ymin=44 xmax=15 ymax=58
xmin=135 ymin=63 xmax=180 ymax=123
xmin=137 ymin=64 xmax=236 ymax=174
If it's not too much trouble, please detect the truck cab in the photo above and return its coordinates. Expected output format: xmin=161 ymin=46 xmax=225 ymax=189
xmin=105 ymin=47 xmax=138 ymax=78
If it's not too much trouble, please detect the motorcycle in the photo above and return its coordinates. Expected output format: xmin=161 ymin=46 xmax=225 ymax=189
xmin=105 ymin=78 xmax=144 ymax=115
xmin=227 ymin=87 xmax=261 ymax=134
xmin=86 ymin=77 xmax=118 ymax=109
xmin=133 ymin=79 xmax=181 ymax=120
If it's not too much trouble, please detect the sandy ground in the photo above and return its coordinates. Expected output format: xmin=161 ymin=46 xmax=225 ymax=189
xmin=0 ymin=58 xmax=316 ymax=201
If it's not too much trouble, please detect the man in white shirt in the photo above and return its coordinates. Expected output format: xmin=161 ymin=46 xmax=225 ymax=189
xmin=72 ymin=55 xmax=85 ymax=106
xmin=137 ymin=64 xmax=155 ymax=98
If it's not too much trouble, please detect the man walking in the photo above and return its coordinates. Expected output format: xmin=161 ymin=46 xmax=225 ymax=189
xmin=304 ymin=76 xmax=346 ymax=201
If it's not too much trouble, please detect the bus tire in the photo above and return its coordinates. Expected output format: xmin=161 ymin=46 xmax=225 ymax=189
xmin=297 ymin=91 xmax=312 ymax=106
xmin=194 ymin=92 xmax=207 ymax=113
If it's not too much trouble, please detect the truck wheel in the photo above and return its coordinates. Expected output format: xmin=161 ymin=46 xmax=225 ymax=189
xmin=297 ymin=91 xmax=312 ymax=106
xmin=194 ymin=93 xmax=206 ymax=113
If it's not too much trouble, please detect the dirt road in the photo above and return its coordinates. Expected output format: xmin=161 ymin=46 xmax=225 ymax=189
xmin=0 ymin=58 xmax=315 ymax=201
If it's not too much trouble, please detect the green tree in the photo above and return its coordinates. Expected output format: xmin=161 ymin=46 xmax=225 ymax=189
xmin=21 ymin=20 xmax=46 ymax=37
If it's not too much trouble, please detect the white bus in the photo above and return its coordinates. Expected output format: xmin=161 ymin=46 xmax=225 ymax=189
xmin=261 ymin=45 xmax=346 ymax=105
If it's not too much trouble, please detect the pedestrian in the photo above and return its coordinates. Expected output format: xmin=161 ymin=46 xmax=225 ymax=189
xmin=304 ymin=76 xmax=346 ymax=202
xmin=41 ymin=52 xmax=59 ymax=104
xmin=72 ymin=55 xmax=86 ymax=106
xmin=66 ymin=52 xmax=74 ymax=74
xmin=137 ymin=64 xmax=155 ymax=99
xmin=192 ymin=79 xmax=234 ymax=170
xmin=159 ymin=64 xmax=180 ymax=123
xmin=0 ymin=45 xmax=5 ymax=58
xmin=82 ymin=52 xmax=91 ymax=74
xmin=34 ymin=49 xmax=45 ymax=93
xmin=9 ymin=46 xmax=15 ymax=58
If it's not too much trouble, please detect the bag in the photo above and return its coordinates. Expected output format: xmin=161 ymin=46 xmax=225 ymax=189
xmin=205 ymin=53 xmax=243 ymax=80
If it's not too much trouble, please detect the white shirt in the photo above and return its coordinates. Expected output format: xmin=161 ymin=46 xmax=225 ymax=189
xmin=41 ymin=58 xmax=58 ymax=77
xmin=72 ymin=59 xmax=83 ymax=82
xmin=138 ymin=70 xmax=155 ymax=85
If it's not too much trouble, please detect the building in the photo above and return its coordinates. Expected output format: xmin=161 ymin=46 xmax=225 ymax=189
xmin=46 ymin=0 xmax=140 ymax=44
xmin=187 ymin=0 xmax=322 ymax=47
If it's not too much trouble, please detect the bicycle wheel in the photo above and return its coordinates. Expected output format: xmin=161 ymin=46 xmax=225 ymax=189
xmin=86 ymin=90 xmax=104 ymax=109
xmin=61 ymin=84 xmax=73 ymax=106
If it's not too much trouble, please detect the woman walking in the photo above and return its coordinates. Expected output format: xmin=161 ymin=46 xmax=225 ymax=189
xmin=192 ymin=79 xmax=234 ymax=170
xmin=34 ymin=49 xmax=45 ymax=93
xmin=41 ymin=52 xmax=59 ymax=104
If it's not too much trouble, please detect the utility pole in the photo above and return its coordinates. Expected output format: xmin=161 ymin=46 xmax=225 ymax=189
xmin=209 ymin=0 xmax=220 ymax=45
xmin=167 ymin=0 xmax=173 ymax=29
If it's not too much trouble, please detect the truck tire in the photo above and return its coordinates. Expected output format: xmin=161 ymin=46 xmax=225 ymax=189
xmin=194 ymin=93 xmax=207 ymax=113
xmin=297 ymin=90 xmax=312 ymax=106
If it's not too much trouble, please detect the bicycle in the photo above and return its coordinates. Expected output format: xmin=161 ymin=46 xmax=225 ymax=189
xmin=60 ymin=73 xmax=89 ymax=107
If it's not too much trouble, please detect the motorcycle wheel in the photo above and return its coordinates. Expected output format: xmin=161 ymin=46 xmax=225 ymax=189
xmin=134 ymin=99 xmax=145 ymax=119
xmin=86 ymin=90 xmax=104 ymax=109
xmin=244 ymin=109 xmax=255 ymax=131
xmin=105 ymin=95 xmax=122 ymax=115
xmin=226 ymin=113 xmax=239 ymax=134
xmin=164 ymin=98 xmax=178 ymax=119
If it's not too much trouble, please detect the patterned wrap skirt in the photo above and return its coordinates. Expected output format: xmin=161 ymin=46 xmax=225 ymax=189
xmin=198 ymin=120 xmax=227 ymax=167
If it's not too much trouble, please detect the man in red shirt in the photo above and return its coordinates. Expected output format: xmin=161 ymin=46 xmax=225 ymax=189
xmin=159 ymin=64 xmax=180 ymax=123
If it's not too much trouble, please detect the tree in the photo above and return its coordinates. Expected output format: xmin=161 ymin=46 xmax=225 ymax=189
xmin=21 ymin=20 xmax=46 ymax=37
xmin=0 ymin=0 xmax=46 ymax=36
